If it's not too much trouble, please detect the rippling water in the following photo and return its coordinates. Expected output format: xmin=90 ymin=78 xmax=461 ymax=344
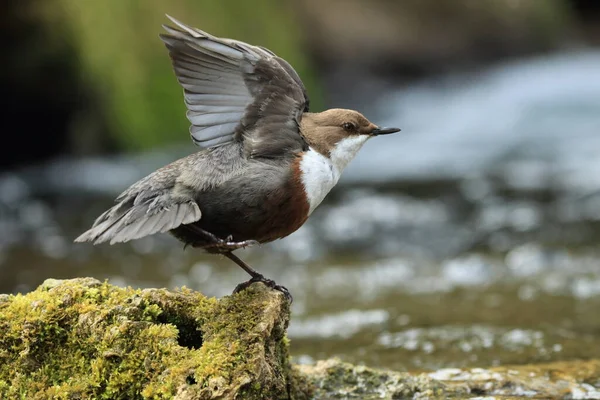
xmin=1 ymin=50 xmax=600 ymax=371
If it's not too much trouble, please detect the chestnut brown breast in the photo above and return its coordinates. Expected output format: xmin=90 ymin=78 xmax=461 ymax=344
xmin=253 ymin=154 xmax=310 ymax=242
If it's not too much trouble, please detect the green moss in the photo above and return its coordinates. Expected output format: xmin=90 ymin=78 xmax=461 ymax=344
xmin=0 ymin=278 xmax=303 ymax=399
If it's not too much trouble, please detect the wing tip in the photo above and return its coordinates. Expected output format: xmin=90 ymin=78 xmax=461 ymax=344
xmin=74 ymin=231 xmax=107 ymax=245
xmin=164 ymin=14 xmax=181 ymax=27
xmin=73 ymin=235 xmax=87 ymax=244
xmin=163 ymin=14 xmax=207 ymax=38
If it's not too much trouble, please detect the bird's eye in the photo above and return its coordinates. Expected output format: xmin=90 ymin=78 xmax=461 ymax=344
xmin=342 ymin=122 xmax=355 ymax=131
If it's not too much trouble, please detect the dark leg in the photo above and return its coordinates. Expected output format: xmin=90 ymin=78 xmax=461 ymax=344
xmin=184 ymin=225 xmax=292 ymax=302
xmin=225 ymin=252 xmax=293 ymax=303
xmin=223 ymin=251 xmax=262 ymax=279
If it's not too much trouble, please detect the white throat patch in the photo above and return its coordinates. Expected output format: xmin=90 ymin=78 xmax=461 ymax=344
xmin=299 ymin=135 xmax=370 ymax=214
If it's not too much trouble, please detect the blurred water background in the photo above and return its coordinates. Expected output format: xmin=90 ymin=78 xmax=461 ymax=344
xmin=2 ymin=0 xmax=600 ymax=371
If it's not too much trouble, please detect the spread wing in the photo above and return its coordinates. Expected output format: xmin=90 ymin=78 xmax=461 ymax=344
xmin=74 ymin=18 xmax=311 ymax=246
xmin=160 ymin=15 xmax=309 ymax=158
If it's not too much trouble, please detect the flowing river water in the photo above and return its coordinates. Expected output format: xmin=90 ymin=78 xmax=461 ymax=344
xmin=1 ymin=50 xmax=600 ymax=372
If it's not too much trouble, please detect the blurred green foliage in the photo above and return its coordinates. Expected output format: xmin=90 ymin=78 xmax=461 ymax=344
xmin=53 ymin=0 xmax=321 ymax=150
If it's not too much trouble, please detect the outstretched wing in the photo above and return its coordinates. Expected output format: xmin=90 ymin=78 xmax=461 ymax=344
xmin=160 ymin=15 xmax=309 ymax=158
xmin=75 ymin=18 xmax=311 ymax=246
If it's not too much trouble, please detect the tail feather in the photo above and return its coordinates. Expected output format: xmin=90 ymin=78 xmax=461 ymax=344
xmin=75 ymin=200 xmax=201 ymax=245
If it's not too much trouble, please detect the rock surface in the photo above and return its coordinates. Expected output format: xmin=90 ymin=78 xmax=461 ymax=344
xmin=0 ymin=278 xmax=305 ymax=399
xmin=300 ymin=358 xmax=600 ymax=399
xmin=1 ymin=278 xmax=599 ymax=399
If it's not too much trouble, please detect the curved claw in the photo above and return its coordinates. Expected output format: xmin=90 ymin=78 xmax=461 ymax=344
xmin=233 ymin=276 xmax=293 ymax=303
xmin=232 ymin=239 xmax=259 ymax=248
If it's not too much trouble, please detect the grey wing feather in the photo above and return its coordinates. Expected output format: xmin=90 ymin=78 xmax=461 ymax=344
xmin=160 ymin=15 xmax=310 ymax=157
xmin=74 ymin=163 xmax=202 ymax=245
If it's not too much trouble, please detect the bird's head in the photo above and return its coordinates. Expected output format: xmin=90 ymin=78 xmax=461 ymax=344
xmin=300 ymin=108 xmax=400 ymax=170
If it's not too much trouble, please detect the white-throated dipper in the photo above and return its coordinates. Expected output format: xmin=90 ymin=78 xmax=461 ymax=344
xmin=75 ymin=16 xmax=401 ymax=300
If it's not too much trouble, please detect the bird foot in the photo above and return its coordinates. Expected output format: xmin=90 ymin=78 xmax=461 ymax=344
xmin=233 ymin=275 xmax=293 ymax=303
xmin=186 ymin=226 xmax=259 ymax=252
xmin=200 ymin=238 xmax=259 ymax=253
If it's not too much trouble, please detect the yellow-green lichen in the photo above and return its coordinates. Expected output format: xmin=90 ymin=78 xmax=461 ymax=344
xmin=0 ymin=278 xmax=304 ymax=399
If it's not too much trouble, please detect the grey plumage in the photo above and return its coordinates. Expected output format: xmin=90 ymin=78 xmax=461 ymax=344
xmin=75 ymin=161 xmax=201 ymax=245
xmin=75 ymin=16 xmax=311 ymax=246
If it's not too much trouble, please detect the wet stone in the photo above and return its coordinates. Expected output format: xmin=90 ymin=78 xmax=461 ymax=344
xmin=299 ymin=359 xmax=600 ymax=399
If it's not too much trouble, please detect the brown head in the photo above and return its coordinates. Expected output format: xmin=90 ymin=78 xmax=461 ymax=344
xmin=299 ymin=108 xmax=400 ymax=169
xmin=295 ymin=108 xmax=400 ymax=215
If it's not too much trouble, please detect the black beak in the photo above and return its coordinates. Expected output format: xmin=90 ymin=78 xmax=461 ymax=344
xmin=372 ymin=126 xmax=401 ymax=135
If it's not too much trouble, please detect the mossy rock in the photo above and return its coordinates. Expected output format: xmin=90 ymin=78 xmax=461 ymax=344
xmin=2 ymin=278 xmax=599 ymax=399
xmin=299 ymin=358 xmax=600 ymax=399
xmin=0 ymin=278 xmax=309 ymax=399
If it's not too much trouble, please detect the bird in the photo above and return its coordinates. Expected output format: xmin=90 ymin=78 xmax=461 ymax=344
xmin=75 ymin=15 xmax=401 ymax=300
